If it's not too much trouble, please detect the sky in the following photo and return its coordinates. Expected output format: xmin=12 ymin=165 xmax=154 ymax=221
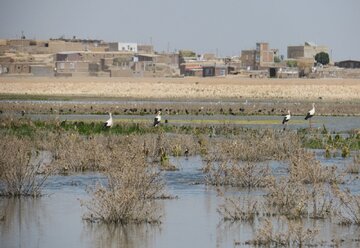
xmin=0 ymin=0 xmax=359 ymax=61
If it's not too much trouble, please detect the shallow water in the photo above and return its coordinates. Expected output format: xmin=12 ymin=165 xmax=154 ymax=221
xmin=3 ymin=113 xmax=360 ymax=132
xmin=1 ymin=156 xmax=360 ymax=248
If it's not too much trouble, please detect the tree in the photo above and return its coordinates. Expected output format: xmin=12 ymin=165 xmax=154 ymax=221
xmin=314 ymin=52 xmax=330 ymax=65
xmin=179 ymin=50 xmax=196 ymax=58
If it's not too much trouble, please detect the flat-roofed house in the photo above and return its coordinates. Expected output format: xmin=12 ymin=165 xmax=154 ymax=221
xmin=108 ymin=42 xmax=138 ymax=53
xmin=335 ymin=60 xmax=360 ymax=69
xmin=288 ymin=42 xmax=329 ymax=60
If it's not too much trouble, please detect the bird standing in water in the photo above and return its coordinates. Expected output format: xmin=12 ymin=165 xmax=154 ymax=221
xmin=305 ymin=103 xmax=315 ymax=128
xmin=282 ymin=110 xmax=291 ymax=130
xmin=153 ymin=111 xmax=161 ymax=127
xmin=104 ymin=112 xmax=113 ymax=128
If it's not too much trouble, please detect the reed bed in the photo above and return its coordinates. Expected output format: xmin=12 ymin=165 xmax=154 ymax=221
xmin=346 ymin=153 xmax=360 ymax=174
xmin=81 ymin=138 xmax=164 ymax=224
xmin=205 ymin=161 xmax=274 ymax=188
xmin=1 ymin=116 xmax=360 ymax=234
xmin=249 ymin=218 xmax=319 ymax=247
xmin=333 ymin=186 xmax=360 ymax=225
xmin=0 ymin=135 xmax=53 ymax=196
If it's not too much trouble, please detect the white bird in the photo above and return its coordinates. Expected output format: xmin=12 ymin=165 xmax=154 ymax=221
xmin=104 ymin=112 xmax=113 ymax=128
xmin=305 ymin=103 xmax=315 ymax=128
xmin=153 ymin=111 xmax=161 ymax=127
xmin=282 ymin=110 xmax=291 ymax=124
xmin=282 ymin=110 xmax=291 ymax=130
xmin=305 ymin=103 xmax=315 ymax=120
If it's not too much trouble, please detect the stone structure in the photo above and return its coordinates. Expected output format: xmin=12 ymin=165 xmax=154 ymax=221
xmin=287 ymin=42 xmax=329 ymax=60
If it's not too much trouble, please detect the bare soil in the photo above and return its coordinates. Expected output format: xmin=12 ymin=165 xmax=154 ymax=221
xmin=1 ymin=77 xmax=360 ymax=116
xmin=0 ymin=76 xmax=360 ymax=101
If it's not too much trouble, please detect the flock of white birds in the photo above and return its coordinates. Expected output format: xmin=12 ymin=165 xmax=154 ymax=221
xmin=104 ymin=104 xmax=316 ymax=129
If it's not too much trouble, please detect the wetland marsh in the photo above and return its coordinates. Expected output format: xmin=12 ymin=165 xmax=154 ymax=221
xmin=0 ymin=77 xmax=360 ymax=247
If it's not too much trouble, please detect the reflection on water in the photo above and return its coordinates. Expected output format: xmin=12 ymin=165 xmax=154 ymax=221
xmin=83 ymin=223 xmax=160 ymax=248
xmin=0 ymin=156 xmax=359 ymax=248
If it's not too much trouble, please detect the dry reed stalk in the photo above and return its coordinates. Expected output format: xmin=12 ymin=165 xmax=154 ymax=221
xmin=250 ymin=217 xmax=319 ymax=247
xmin=0 ymin=135 xmax=53 ymax=196
xmin=82 ymin=140 xmax=164 ymax=224
xmin=205 ymin=159 xmax=274 ymax=188
xmin=333 ymin=187 xmax=360 ymax=225
xmin=288 ymin=149 xmax=341 ymax=184
xmin=346 ymin=153 xmax=360 ymax=174
xmin=203 ymin=130 xmax=302 ymax=163
xmin=266 ymin=178 xmax=308 ymax=219
xmin=218 ymin=196 xmax=259 ymax=223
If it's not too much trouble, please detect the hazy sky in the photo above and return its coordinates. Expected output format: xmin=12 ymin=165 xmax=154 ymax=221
xmin=1 ymin=0 xmax=359 ymax=60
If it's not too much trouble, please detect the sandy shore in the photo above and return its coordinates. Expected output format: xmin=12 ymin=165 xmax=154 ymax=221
xmin=0 ymin=77 xmax=360 ymax=101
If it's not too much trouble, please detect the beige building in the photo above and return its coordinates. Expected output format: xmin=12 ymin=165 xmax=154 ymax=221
xmin=287 ymin=42 xmax=329 ymax=60
xmin=255 ymin=42 xmax=275 ymax=68
xmin=241 ymin=42 xmax=277 ymax=70
xmin=240 ymin=50 xmax=256 ymax=70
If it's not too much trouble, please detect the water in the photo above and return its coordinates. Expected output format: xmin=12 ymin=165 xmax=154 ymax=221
xmin=2 ymin=113 xmax=360 ymax=133
xmin=1 ymin=156 xmax=360 ymax=248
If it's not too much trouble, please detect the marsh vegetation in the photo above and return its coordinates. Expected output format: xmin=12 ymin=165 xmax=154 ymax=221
xmin=0 ymin=116 xmax=360 ymax=246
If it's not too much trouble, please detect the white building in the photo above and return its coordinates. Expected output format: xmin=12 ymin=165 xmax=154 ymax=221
xmin=108 ymin=42 xmax=138 ymax=53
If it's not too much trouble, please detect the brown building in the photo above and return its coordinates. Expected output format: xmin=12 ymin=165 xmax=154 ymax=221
xmin=335 ymin=60 xmax=360 ymax=69
xmin=240 ymin=50 xmax=256 ymax=70
xmin=288 ymin=42 xmax=329 ymax=60
xmin=256 ymin=42 xmax=275 ymax=69
xmin=138 ymin=44 xmax=154 ymax=54
xmin=241 ymin=42 xmax=276 ymax=70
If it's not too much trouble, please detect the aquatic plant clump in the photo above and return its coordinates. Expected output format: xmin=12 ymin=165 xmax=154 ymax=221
xmin=203 ymin=129 xmax=302 ymax=163
xmin=82 ymin=143 xmax=165 ymax=224
xmin=249 ymin=218 xmax=319 ymax=247
xmin=333 ymin=187 xmax=360 ymax=225
xmin=0 ymin=135 xmax=52 ymax=197
xmin=346 ymin=153 xmax=360 ymax=174
xmin=204 ymin=160 xmax=274 ymax=188
xmin=217 ymin=196 xmax=259 ymax=223
xmin=288 ymin=149 xmax=341 ymax=185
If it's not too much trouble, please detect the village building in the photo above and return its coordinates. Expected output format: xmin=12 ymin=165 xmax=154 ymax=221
xmin=108 ymin=42 xmax=138 ymax=52
xmin=335 ymin=60 xmax=360 ymax=69
xmin=240 ymin=42 xmax=278 ymax=70
xmin=180 ymin=60 xmax=228 ymax=77
xmin=287 ymin=42 xmax=329 ymax=60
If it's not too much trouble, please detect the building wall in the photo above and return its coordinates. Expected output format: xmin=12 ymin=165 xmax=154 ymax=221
xmin=48 ymin=41 xmax=84 ymax=53
xmin=8 ymin=63 xmax=31 ymax=74
xmin=108 ymin=42 xmax=137 ymax=52
xmin=56 ymin=53 xmax=82 ymax=62
xmin=256 ymin=42 xmax=274 ymax=68
xmin=335 ymin=60 xmax=360 ymax=69
xmin=138 ymin=44 xmax=153 ymax=54
xmin=240 ymin=50 xmax=256 ymax=69
xmin=287 ymin=46 xmax=305 ymax=59
xmin=156 ymin=53 xmax=179 ymax=66
xmin=304 ymin=45 xmax=328 ymax=59
xmin=288 ymin=44 xmax=329 ymax=59
xmin=55 ymin=61 xmax=89 ymax=73
xmin=30 ymin=65 xmax=54 ymax=76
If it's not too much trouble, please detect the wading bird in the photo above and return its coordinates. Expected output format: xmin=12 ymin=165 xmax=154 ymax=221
xmin=282 ymin=110 xmax=291 ymax=130
xmin=304 ymin=103 xmax=315 ymax=128
xmin=153 ymin=111 xmax=161 ymax=127
xmin=104 ymin=112 xmax=113 ymax=128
